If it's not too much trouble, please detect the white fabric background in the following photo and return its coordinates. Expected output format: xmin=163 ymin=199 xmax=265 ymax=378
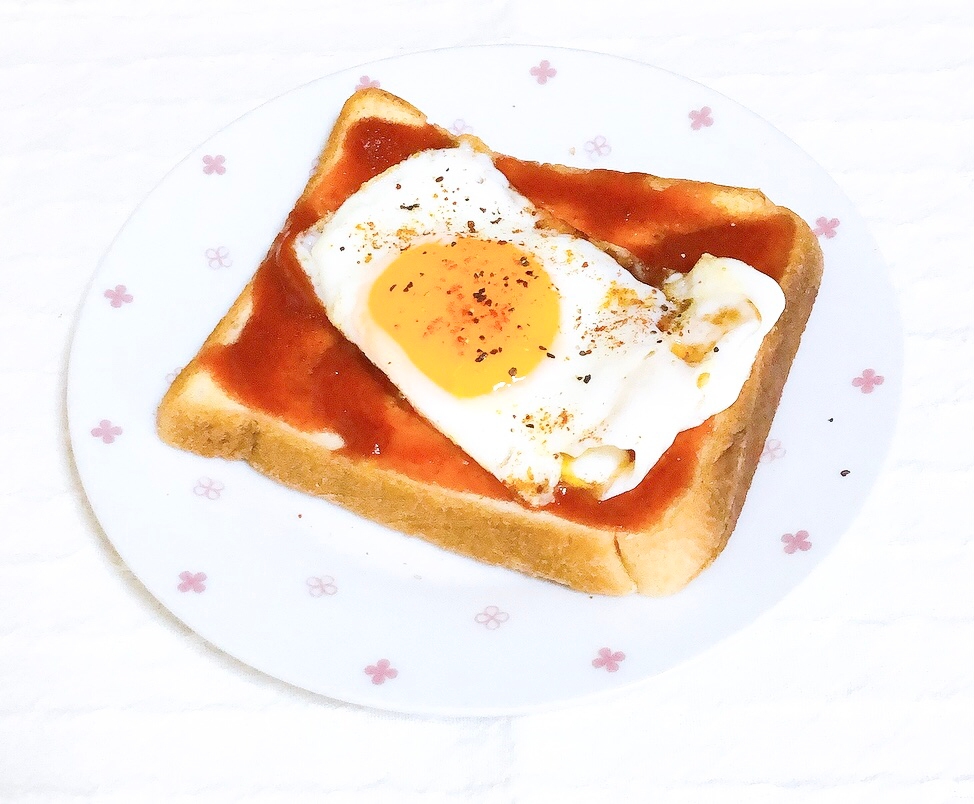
xmin=2 ymin=0 xmax=972 ymax=800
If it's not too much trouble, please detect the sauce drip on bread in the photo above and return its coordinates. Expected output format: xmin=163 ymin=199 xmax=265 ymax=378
xmin=201 ymin=116 xmax=795 ymax=529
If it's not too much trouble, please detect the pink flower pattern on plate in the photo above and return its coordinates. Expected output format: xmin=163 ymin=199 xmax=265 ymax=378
xmin=475 ymin=605 xmax=509 ymax=630
xmin=852 ymin=368 xmax=884 ymax=394
xmin=307 ymin=575 xmax=338 ymax=597
xmin=593 ymin=647 xmax=625 ymax=672
xmin=584 ymin=135 xmax=611 ymax=159
xmin=91 ymin=420 xmax=122 ymax=443
xmin=450 ymin=118 xmax=473 ymax=135
xmin=356 ymin=75 xmax=380 ymax=90
xmin=104 ymin=285 xmax=133 ymax=307
xmin=194 ymin=477 xmax=224 ymax=500
xmin=781 ymin=530 xmax=812 ymax=554
xmin=202 ymin=154 xmax=226 ymax=175
xmin=177 ymin=571 xmax=207 ymax=593
xmin=760 ymin=438 xmax=786 ymax=463
xmin=813 ymin=217 xmax=840 ymax=238
xmin=205 ymin=246 xmax=232 ymax=269
xmin=365 ymin=659 xmax=398 ymax=685
xmin=689 ymin=106 xmax=714 ymax=130
xmin=530 ymin=60 xmax=557 ymax=84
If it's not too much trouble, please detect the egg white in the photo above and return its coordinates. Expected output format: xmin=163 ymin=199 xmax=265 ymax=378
xmin=295 ymin=145 xmax=784 ymax=506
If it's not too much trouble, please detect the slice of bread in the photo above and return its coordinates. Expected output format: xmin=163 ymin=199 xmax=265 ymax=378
xmin=158 ymin=88 xmax=822 ymax=596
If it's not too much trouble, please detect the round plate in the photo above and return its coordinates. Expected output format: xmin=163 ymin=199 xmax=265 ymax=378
xmin=68 ymin=45 xmax=902 ymax=715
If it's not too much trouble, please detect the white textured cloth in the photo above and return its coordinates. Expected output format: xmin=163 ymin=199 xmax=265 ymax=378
xmin=2 ymin=0 xmax=972 ymax=800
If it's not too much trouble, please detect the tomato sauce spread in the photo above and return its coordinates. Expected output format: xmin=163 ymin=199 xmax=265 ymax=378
xmin=201 ymin=117 xmax=795 ymax=529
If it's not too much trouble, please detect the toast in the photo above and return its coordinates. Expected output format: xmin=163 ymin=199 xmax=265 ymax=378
xmin=158 ymin=88 xmax=822 ymax=595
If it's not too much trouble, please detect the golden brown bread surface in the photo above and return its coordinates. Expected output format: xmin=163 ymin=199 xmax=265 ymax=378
xmin=157 ymin=88 xmax=823 ymax=596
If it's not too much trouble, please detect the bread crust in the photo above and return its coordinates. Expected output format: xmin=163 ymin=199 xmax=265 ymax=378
xmin=157 ymin=89 xmax=822 ymax=596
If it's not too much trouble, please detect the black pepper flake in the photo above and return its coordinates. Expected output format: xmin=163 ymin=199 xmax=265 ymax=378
xmin=450 ymin=241 xmax=457 ymax=247
xmin=497 ymin=239 xmax=507 ymax=245
xmin=583 ymin=374 xmax=591 ymax=384
xmin=395 ymin=183 xmax=401 ymax=189
xmin=467 ymin=220 xmax=477 ymax=233
xmin=435 ymin=176 xmax=444 ymax=182
xmin=479 ymin=207 xmax=487 ymax=213
xmin=579 ymin=349 xmax=592 ymax=356
xmin=400 ymin=203 xmax=419 ymax=211
xmin=475 ymin=351 xmax=487 ymax=363
xmin=713 ymin=346 xmax=720 ymax=352
xmin=582 ymin=261 xmax=589 ymax=268
xmin=519 ymin=257 xmax=530 ymax=267
xmin=657 ymin=339 xmax=663 ymax=344
xmin=524 ymin=269 xmax=534 ymax=276
xmin=491 ymin=217 xmax=502 ymax=225
xmin=339 ymin=246 xmax=345 ymax=252
xmin=840 ymin=469 xmax=851 ymax=477
xmin=388 ymin=284 xmax=397 ymax=292
xmin=828 ymin=417 xmax=834 ymax=422
xmin=472 ymin=287 xmax=487 ymax=302
xmin=525 ymin=423 xmax=535 ymax=428
xmin=546 ymin=352 xmax=555 ymax=359
xmin=403 ymin=281 xmax=413 ymax=292
xmin=508 ymin=367 xmax=517 ymax=376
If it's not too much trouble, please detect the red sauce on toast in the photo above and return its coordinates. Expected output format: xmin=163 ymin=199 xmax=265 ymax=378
xmin=201 ymin=116 xmax=794 ymax=529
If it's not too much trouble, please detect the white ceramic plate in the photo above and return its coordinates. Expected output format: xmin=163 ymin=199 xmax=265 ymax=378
xmin=68 ymin=45 xmax=902 ymax=715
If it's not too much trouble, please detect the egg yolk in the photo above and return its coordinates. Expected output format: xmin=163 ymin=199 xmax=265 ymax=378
xmin=368 ymin=237 xmax=561 ymax=397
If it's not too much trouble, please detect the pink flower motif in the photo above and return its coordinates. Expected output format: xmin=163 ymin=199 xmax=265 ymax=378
xmin=852 ymin=368 xmax=885 ymax=394
xmin=202 ymin=154 xmax=226 ymax=175
xmin=193 ymin=477 xmax=224 ymax=500
xmin=813 ymin=217 xmax=841 ymax=239
xmin=204 ymin=246 xmax=232 ymax=269
xmin=177 ymin=571 xmax=207 ymax=593
xmin=91 ymin=419 xmax=122 ymax=444
xmin=760 ymin=438 xmax=786 ymax=463
xmin=474 ymin=605 xmax=509 ymax=630
xmin=307 ymin=575 xmax=338 ymax=597
xmin=364 ymin=658 xmax=398 ymax=685
xmin=781 ymin=530 xmax=812 ymax=554
xmin=355 ymin=75 xmax=380 ymax=90
xmin=530 ymin=59 xmax=557 ymax=85
xmin=592 ymin=647 xmax=626 ymax=672
xmin=584 ymin=135 xmax=611 ymax=160
xmin=689 ymin=106 xmax=714 ymax=130
xmin=104 ymin=284 xmax=133 ymax=307
xmin=450 ymin=118 xmax=473 ymax=135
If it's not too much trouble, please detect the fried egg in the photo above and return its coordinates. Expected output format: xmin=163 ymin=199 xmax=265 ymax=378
xmin=295 ymin=144 xmax=785 ymax=506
